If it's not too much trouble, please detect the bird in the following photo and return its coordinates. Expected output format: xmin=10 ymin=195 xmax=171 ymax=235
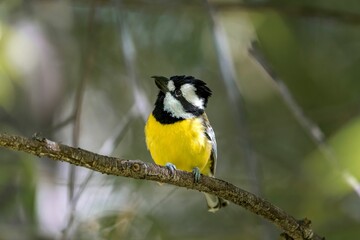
xmin=145 ymin=75 xmax=228 ymax=212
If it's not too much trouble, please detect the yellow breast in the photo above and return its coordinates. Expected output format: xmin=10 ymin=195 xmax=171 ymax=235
xmin=145 ymin=114 xmax=211 ymax=174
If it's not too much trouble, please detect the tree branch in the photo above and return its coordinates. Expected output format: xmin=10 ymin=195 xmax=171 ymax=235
xmin=0 ymin=133 xmax=324 ymax=240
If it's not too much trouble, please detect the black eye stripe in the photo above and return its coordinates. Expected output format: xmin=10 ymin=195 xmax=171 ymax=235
xmin=177 ymin=95 xmax=203 ymax=115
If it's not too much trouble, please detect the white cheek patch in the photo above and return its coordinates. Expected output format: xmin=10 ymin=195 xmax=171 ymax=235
xmin=164 ymin=92 xmax=195 ymax=119
xmin=167 ymin=80 xmax=175 ymax=92
xmin=180 ymin=84 xmax=204 ymax=109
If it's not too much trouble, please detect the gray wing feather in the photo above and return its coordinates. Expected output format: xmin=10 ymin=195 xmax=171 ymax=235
xmin=202 ymin=114 xmax=217 ymax=176
xmin=202 ymin=114 xmax=229 ymax=211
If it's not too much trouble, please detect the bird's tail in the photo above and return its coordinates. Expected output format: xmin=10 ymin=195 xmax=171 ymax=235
xmin=203 ymin=193 xmax=229 ymax=212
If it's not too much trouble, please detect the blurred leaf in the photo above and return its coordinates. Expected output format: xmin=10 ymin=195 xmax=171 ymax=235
xmin=0 ymin=72 xmax=14 ymax=109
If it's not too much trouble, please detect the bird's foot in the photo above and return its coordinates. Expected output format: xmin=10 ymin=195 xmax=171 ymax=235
xmin=192 ymin=167 xmax=201 ymax=183
xmin=165 ymin=163 xmax=177 ymax=177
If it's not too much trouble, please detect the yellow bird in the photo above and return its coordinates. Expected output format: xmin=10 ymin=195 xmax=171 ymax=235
xmin=145 ymin=75 xmax=228 ymax=212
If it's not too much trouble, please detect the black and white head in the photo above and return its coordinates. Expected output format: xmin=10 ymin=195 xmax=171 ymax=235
xmin=152 ymin=75 xmax=212 ymax=124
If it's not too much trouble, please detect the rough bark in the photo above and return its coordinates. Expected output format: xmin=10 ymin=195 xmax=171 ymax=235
xmin=0 ymin=133 xmax=324 ymax=240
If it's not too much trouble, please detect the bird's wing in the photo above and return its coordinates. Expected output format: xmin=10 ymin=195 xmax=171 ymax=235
xmin=201 ymin=113 xmax=217 ymax=176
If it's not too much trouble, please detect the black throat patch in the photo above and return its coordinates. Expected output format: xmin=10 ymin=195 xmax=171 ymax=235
xmin=152 ymin=91 xmax=204 ymax=124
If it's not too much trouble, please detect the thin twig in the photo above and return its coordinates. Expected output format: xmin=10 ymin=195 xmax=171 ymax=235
xmin=95 ymin=1 xmax=360 ymax=25
xmin=66 ymin=104 xmax=137 ymax=223
xmin=64 ymin=1 xmax=98 ymax=239
xmin=0 ymin=107 xmax=21 ymax=130
xmin=204 ymin=0 xmax=261 ymax=195
xmin=51 ymin=114 xmax=75 ymax=132
xmin=112 ymin=0 xmax=151 ymax=121
xmin=249 ymin=41 xmax=360 ymax=198
xmin=213 ymin=2 xmax=360 ymax=25
xmin=0 ymin=133 xmax=324 ymax=240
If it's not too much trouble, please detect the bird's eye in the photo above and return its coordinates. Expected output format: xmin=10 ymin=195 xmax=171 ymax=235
xmin=174 ymin=89 xmax=182 ymax=97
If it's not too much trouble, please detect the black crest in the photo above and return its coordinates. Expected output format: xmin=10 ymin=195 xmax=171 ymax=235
xmin=152 ymin=75 xmax=213 ymax=124
xmin=170 ymin=75 xmax=212 ymax=107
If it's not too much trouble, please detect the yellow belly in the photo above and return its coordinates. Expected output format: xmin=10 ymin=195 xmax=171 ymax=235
xmin=145 ymin=114 xmax=211 ymax=174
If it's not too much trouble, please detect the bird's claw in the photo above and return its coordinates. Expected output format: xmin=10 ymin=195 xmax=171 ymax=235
xmin=192 ymin=167 xmax=201 ymax=183
xmin=165 ymin=163 xmax=177 ymax=177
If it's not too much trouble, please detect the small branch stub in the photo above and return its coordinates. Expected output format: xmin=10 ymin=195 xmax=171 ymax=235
xmin=132 ymin=163 xmax=141 ymax=172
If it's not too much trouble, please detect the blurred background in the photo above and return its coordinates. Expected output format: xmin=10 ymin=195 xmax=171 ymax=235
xmin=1 ymin=0 xmax=360 ymax=239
